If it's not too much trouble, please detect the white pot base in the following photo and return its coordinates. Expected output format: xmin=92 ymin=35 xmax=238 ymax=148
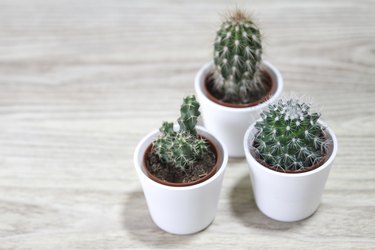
xmin=244 ymin=121 xmax=338 ymax=222
xmin=134 ymin=126 xmax=228 ymax=235
xmin=151 ymin=217 xmax=215 ymax=235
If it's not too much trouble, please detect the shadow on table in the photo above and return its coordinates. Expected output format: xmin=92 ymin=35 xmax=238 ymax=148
xmin=230 ymin=174 xmax=302 ymax=230
xmin=122 ymin=190 xmax=194 ymax=247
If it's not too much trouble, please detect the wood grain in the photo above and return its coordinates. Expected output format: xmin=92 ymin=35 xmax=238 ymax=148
xmin=0 ymin=0 xmax=374 ymax=249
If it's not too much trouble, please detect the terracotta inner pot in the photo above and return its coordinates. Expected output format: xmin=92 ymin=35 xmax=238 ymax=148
xmin=203 ymin=69 xmax=276 ymax=108
xmin=143 ymin=136 xmax=220 ymax=187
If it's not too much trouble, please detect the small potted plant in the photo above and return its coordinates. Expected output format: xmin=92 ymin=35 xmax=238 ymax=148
xmin=243 ymin=98 xmax=338 ymax=222
xmin=195 ymin=9 xmax=283 ymax=157
xmin=134 ymin=95 xmax=228 ymax=234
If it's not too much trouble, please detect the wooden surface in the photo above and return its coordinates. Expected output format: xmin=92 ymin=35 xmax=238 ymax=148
xmin=0 ymin=0 xmax=374 ymax=249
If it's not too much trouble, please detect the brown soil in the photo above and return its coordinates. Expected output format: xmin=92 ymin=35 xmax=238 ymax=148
xmin=205 ymin=70 xmax=275 ymax=108
xmin=144 ymin=140 xmax=217 ymax=186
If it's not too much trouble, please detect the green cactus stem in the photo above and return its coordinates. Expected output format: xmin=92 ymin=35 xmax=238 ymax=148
xmin=253 ymin=98 xmax=329 ymax=171
xmin=153 ymin=96 xmax=208 ymax=169
xmin=213 ymin=9 xmax=266 ymax=104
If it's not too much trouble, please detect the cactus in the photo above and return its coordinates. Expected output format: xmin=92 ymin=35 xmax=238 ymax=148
xmin=153 ymin=96 xmax=208 ymax=169
xmin=213 ymin=9 xmax=265 ymax=104
xmin=253 ymin=98 xmax=329 ymax=171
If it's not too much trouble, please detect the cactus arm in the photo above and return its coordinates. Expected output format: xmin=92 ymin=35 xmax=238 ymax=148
xmin=177 ymin=96 xmax=200 ymax=136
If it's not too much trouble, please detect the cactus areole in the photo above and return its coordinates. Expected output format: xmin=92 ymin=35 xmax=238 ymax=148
xmin=207 ymin=9 xmax=275 ymax=106
xmin=144 ymin=96 xmax=219 ymax=186
xmin=252 ymin=99 xmax=331 ymax=173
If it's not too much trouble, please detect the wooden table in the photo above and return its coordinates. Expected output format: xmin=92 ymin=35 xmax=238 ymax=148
xmin=0 ymin=0 xmax=374 ymax=249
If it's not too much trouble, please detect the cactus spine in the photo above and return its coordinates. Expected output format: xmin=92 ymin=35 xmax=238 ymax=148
xmin=213 ymin=9 xmax=265 ymax=104
xmin=153 ymin=96 xmax=208 ymax=169
xmin=253 ymin=98 xmax=329 ymax=171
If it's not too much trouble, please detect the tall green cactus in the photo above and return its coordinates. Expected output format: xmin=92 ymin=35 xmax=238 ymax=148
xmin=253 ymin=98 xmax=329 ymax=171
xmin=213 ymin=9 xmax=265 ymax=104
xmin=153 ymin=96 xmax=208 ymax=169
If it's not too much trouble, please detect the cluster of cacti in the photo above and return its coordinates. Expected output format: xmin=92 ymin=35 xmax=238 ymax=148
xmin=153 ymin=96 xmax=208 ymax=169
xmin=213 ymin=9 xmax=265 ymax=104
xmin=253 ymin=98 xmax=329 ymax=171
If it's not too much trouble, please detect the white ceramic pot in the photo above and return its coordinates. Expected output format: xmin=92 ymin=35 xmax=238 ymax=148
xmin=195 ymin=61 xmax=283 ymax=157
xmin=243 ymin=121 xmax=338 ymax=222
xmin=133 ymin=126 xmax=228 ymax=234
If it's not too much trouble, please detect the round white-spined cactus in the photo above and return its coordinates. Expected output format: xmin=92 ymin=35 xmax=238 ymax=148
xmin=253 ymin=98 xmax=329 ymax=171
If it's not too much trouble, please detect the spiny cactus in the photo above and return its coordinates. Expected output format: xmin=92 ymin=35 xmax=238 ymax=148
xmin=153 ymin=96 xmax=208 ymax=169
xmin=213 ymin=9 xmax=265 ymax=104
xmin=253 ymin=98 xmax=329 ymax=171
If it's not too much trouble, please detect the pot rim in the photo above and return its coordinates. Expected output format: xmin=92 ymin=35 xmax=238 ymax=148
xmin=194 ymin=60 xmax=283 ymax=113
xmin=134 ymin=126 xmax=228 ymax=190
xmin=243 ymin=120 xmax=338 ymax=177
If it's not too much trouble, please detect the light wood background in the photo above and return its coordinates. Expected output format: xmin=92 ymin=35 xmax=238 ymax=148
xmin=0 ymin=0 xmax=374 ymax=249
